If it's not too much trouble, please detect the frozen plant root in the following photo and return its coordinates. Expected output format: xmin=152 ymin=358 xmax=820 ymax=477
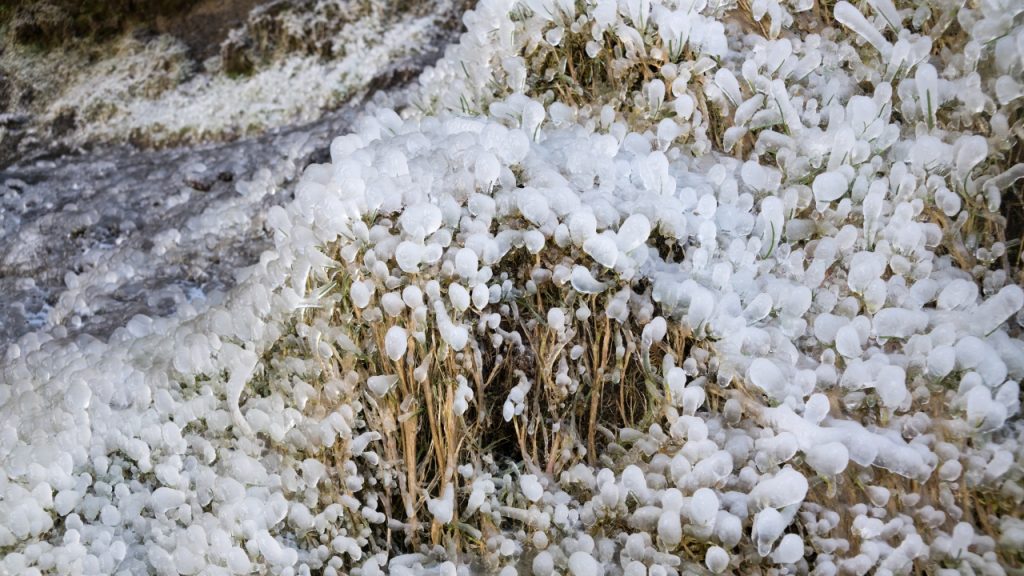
xmin=3 ymin=0 xmax=1024 ymax=574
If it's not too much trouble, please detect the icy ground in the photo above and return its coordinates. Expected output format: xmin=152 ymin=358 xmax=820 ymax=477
xmin=2 ymin=0 xmax=1024 ymax=575
xmin=0 ymin=94 xmax=370 ymax=345
xmin=0 ymin=45 xmax=447 ymax=346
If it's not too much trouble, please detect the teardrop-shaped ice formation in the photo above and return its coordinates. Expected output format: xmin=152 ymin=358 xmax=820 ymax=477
xmin=812 ymin=171 xmax=848 ymax=203
xmin=368 ymin=375 xmax=399 ymax=397
xmin=571 ymin=266 xmax=608 ymax=294
xmin=617 ymin=214 xmax=651 ymax=253
xmin=955 ymin=135 xmax=988 ymax=182
xmin=385 ymin=326 xmax=408 ymax=361
xmin=584 ymin=233 xmax=619 ymax=268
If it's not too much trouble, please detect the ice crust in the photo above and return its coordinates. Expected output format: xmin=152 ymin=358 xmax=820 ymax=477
xmin=2 ymin=0 xmax=1024 ymax=574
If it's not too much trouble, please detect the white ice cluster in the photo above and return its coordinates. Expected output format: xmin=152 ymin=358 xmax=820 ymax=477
xmin=3 ymin=0 xmax=1024 ymax=574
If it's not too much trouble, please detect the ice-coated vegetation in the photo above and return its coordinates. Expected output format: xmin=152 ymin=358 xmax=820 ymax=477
xmin=2 ymin=0 xmax=1024 ymax=574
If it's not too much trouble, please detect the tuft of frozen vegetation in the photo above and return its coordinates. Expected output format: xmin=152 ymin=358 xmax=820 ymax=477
xmin=2 ymin=0 xmax=1024 ymax=574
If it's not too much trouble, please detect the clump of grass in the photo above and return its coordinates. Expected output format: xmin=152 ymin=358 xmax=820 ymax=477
xmin=293 ymin=226 xmax=690 ymax=553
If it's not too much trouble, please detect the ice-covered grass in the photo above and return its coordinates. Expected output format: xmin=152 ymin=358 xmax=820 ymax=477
xmin=2 ymin=0 xmax=1024 ymax=574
